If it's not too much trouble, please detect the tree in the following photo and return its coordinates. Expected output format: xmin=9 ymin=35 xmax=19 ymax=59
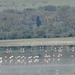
xmin=44 ymin=5 xmax=56 ymax=11
xmin=36 ymin=16 xmax=41 ymax=27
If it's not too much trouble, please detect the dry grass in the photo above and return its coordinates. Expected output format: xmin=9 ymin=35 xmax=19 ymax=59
xmin=0 ymin=37 xmax=75 ymax=46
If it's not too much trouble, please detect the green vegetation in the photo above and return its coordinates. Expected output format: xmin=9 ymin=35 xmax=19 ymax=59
xmin=0 ymin=5 xmax=75 ymax=39
xmin=0 ymin=0 xmax=75 ymax=40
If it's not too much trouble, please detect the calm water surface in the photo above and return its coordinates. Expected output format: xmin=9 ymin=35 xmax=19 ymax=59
xmin=0 ymin=46 xmax=75 ymax=75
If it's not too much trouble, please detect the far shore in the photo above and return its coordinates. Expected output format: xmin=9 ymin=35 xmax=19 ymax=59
xmin=0 ymin=37 xmax=75 ymax=46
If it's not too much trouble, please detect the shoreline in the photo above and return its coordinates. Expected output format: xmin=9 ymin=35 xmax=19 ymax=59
xmin=0 ymin=38 xmax=75 ymax=46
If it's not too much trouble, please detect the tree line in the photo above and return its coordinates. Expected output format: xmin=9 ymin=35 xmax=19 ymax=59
xmin=0 ymin=5 xmax=75 ymax=39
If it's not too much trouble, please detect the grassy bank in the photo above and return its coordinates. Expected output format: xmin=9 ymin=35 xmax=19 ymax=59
xmin=0 ymin=37 xmax=75 ymax=46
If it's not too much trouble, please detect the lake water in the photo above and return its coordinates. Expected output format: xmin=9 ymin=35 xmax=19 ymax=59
xmin=0 ymin=45 xmax=75 ymax=75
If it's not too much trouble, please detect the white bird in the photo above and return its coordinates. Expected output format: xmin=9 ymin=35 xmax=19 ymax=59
xmin=72 ymin=49 xmax=74 ymax=52
xmin=17 ymin=59 xmax=21 ymax=63
xmin=53 ymin=54 xmax=55 ymax=57
xmin=34 ymin=59 xmax=39 ymax=63
xmin=0 ymin=60 xmax=2 ymax=64
xmin=28 ymin=56 xmax=32 ymax=59
xmin=9 ymin=59 xmax=13 ymax=63
xmin=71 ymin=55 xmax=73 ymax=57
xmin=5 ymin=56 xmax=7 ymax=58
xmin=28 ymin=59 xmax=32 ymax=63
xmin=0 ymin=57 xmax=2 ymax=60
xmin=33 ymin=56 xmax=39 ymax=59
xmin=58 ymin=58 xmax=60 ymax=61
xmin=9 ymin=55 xmax=14 ymax=59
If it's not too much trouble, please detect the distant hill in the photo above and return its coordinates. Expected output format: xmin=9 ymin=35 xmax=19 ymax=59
xmin=0 ymin=0 xmax=75 ymax=11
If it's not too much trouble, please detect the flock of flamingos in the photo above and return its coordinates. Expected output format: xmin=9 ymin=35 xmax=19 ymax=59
xmin=0 ymin=46 xmax=75 ymax=65
xmin=0 ymin=46 xmax=74 ymax=75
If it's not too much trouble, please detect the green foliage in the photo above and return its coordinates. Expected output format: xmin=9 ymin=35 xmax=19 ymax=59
xmin=44 ymin=5 xmax=56 ymax=11
xmin=36 ymin=16 xmax=41 ymax=27
xmin=0 ymin=5 xmax=75 ymax=39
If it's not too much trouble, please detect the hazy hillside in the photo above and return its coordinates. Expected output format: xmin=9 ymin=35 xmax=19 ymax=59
xmin=0 ymin=5 xmax=75 ymax=39
xmin=0 ymin=0 xmax=75 ymax=39
xmin=0 ymin=0 xmax=75 ymax=11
